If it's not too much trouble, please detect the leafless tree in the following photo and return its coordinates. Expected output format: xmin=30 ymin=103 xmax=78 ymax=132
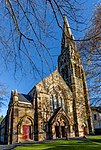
xmin=0 ymin=115 xmax=4 ymax=123
xmin=0 ymin=83 xmax=8 ymax=109
xmin=78 ymin=4 xmax=101 ymax=106
xmin=0 ymin=1 xmax=100 ymax=106
xmin=0 ymin=0 xmax=89 ymax=79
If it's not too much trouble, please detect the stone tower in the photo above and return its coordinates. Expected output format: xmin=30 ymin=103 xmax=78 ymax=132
xmin=58 ymin=15 xmax=93 ymax=136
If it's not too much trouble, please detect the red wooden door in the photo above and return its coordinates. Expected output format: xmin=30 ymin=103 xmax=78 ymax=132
xmin=83 ymin=127 xmax=87 ymax=136
xmin=22 ymin=125 xmax=31 ymax=140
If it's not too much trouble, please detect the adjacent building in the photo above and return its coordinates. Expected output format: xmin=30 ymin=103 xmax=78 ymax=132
xmin=91 ymin=107 xmax=101 ymax=134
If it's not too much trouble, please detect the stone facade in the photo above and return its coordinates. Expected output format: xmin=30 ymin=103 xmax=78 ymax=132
xmin=0 ymin=117 xmax=7 ymax=143
xmin=28 ymin=70 xmax=75 ymax=141
xmin=0 ymin=16 xmax=93 ymax=144
xmin=5 ymin=91 xmax=34 ymax=144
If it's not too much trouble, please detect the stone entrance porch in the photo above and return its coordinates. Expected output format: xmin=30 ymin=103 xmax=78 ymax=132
xmin=47 ymin=107 xmax=71 ymax=139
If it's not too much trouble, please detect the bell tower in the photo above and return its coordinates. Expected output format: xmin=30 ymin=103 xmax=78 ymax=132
xmin=58 ymin=15 xmax=76 ymax=88
xmin=58 ymin=15 xmax=93 ymax=136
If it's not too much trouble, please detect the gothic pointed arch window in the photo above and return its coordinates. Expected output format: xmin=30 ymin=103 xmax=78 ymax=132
xmin=58 ymin=97 xmax=62 ymax=107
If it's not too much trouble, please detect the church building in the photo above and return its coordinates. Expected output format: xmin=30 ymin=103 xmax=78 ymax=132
xmin=0 ymin=16 xmax=93 ymax=144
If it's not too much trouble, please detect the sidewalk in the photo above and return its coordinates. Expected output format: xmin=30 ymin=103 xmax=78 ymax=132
xmin=0 ymin=140 xmax=52 ymax=150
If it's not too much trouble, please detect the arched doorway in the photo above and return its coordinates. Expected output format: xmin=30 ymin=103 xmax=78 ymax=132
xmin=48 ymin=108 xmax=70 ymax=139
xmin=17 ymin=116 xmax=34 ymax=142
xmin=54 ymin=115 xmax=69 ymax=138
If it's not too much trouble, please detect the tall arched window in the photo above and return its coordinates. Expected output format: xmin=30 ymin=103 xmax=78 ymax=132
xmin=58 ymin=97 xmax=62 ymax=107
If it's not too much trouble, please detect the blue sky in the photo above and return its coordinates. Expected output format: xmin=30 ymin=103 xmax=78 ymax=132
xmin=0 ymin=0 xmax=100 ymax=116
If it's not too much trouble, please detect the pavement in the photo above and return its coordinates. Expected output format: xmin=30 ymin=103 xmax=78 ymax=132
xmin=0 ymin=140 xmax=52 ymax=150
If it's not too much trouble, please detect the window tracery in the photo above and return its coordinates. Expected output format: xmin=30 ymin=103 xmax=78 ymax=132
xmin=50 ymin=94 xmax=65 ymax=111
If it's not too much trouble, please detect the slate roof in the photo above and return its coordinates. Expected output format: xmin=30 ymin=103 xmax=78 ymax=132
xmin=18 ymin=93 xmax=32 ymax=104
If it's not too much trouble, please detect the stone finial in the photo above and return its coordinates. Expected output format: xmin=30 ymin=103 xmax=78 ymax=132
xmin=11 ymin=90 xmax=14 ymax=95
xmin=11 ymin=90 xmax=18 ymax=102
xmin=11 ymin=89 xmax=18 ymax=96
xmin=14 ymin=89 xmax=18 ymax=96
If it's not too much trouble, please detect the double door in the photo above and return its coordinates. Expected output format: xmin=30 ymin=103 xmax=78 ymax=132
xmin=55 ymin=126 xmax=66 ymax=138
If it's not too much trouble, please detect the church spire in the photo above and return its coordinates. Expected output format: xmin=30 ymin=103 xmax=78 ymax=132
xmin=61 ymin=15 xmax=75 ymax=52
xmin=58 ymin=15 xmax=93 ymax=137
xmin=63 ymin=15 xmax=74 ymax=39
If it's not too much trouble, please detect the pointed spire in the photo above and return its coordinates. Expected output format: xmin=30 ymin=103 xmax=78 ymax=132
xmin=63 ymin=15 xmax=74 ymax=40
xmin=61 ymin=15 xmax=75 ymax=52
